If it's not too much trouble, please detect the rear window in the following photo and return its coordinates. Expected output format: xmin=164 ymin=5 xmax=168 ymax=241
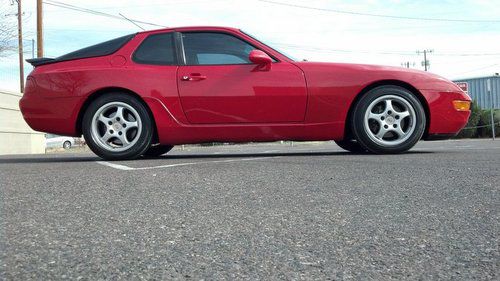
xmin=132 ymin=33 xmax=176 ymax=65
xmin=57 ymin=34 xmax=135 ymax=61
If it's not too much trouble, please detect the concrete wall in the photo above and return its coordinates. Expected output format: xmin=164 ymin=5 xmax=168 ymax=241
xmin=0 ymin=90 xmax=45 ymax=155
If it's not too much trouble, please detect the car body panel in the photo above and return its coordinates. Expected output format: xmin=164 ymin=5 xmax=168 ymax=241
xmin=19 ymin=26 xmax=471 ymax=145
xmin=177 ymin=63 xmax=307 ymax=124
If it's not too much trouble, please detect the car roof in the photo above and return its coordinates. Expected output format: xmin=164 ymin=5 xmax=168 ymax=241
xmin=139 ymin=26 xmax=240 ymax=34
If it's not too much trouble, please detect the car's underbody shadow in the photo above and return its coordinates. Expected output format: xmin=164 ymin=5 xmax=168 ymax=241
xmin=145 ymin=150 xmax=434 ymax=160
xmin=0 ymin=150 xmax=434 ymax=164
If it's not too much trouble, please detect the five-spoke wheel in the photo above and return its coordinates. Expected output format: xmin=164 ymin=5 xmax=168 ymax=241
xmin=350 ymin=86 xmax=426 ymax=154
xmin=364 ymin=95 xmax=416 ymax=147
xmin=91 ymin=102 xmax=142 ymax=152
xmin=82 ymin=93 xmax=154 ymax=160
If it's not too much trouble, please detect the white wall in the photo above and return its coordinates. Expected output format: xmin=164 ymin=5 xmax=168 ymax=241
xmin=0 ymin=90 xmax=45 ymax=155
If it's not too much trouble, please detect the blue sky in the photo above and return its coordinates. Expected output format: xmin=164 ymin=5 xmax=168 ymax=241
xmin=1 ymin=0 xmax=499 ymax=91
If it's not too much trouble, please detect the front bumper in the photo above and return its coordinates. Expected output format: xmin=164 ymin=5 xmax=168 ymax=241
xmin=420 ymin=89 xmax=471 ymax=139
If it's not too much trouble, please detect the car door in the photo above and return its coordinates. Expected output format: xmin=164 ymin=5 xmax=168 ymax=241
xmin=177 ymin=32 xmax=307 ymax=124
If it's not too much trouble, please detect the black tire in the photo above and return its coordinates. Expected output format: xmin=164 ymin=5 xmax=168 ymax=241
xmin=63 ymin=141 xmax=72 ymax=150
xmin=351 ymin=85 xmax=426 ymax=154
xmin=335 ymin=140 xmax=367 ymax=153
xmin=143 ymin=145 xmax=174 ymax=157
xmin=82 ymin=93 xmax=154 ymax=160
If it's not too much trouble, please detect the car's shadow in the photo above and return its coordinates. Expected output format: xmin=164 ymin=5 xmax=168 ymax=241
xmin=0 ymin=156 xmax=100 ymax=164
xmin=0 ymin=150 xmax=434 ymax=164
xmin=145 ymin=150 xmax=434 ymax=160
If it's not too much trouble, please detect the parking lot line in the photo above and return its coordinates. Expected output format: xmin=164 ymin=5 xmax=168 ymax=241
xmin=96 ymin=156 xmax=279 ymax=171
xmin=95 ymin=161 xmax=135 ymax=171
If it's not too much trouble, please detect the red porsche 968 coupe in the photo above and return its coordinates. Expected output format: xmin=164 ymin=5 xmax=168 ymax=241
xmin=20 ymin=26 xmax=471 ymax=160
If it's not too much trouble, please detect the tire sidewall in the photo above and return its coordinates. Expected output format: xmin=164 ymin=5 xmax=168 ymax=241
xmin=82 ymin=93 xmax=153 ymax=160
xmin=352 ymin=86 xmax=426 ymax=154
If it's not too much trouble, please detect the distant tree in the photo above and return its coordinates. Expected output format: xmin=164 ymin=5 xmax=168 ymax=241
xmin=0 ymin=1 xmax=17 ymax=57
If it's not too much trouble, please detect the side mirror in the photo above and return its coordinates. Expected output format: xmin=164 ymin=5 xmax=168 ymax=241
xmin=249 ymin=50 xmax=272 ymax=65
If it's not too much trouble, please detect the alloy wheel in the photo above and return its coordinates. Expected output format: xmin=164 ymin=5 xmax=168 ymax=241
xmin=90 ymin=102 xmax=142 ymax=152
xmin=363 ymin=95 xmax=417 ymax=147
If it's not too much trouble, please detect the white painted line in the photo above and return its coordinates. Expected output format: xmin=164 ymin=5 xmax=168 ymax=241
xmin=96 ymin=157 xmax=278 ymax=171
xmin=96 ymin=161 xmax=135 ymax=171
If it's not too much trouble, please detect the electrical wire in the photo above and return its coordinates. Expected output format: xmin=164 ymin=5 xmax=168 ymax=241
xmin=273 ymin=43 xmax=500 ymax=57
xmin=43 ymin=0 xmax=167 ymax=28
xmin=258 ymin=0 xmax=500 ymax=23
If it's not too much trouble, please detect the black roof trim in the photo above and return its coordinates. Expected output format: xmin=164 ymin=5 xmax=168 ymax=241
xmin=26 ymin=33 xmax=136 ymax=67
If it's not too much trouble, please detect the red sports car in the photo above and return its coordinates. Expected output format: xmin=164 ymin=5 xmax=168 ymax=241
xmin=21 ymin=26 xmax=471 ymax=160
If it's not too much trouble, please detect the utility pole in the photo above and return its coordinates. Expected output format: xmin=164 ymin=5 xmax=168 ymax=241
xmin=417 ymin=49 xmax=433 ymax=71
xmin=401 ymin=61 xmax=415 ymax=69
xmin=37 ymin=0 xmax=43 ymax=57
xmin=15 ymin=0 xmax=24 ymax=93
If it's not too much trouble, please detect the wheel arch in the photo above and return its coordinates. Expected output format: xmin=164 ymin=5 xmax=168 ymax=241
xmin=344 ymin=80 xmax=430 ymax=140
xmin=75 ymin=87 xmax=159 ymax=143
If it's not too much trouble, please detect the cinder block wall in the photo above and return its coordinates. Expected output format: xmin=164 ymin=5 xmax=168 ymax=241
xmin=0 ymin=90 xmax=45 ymax=155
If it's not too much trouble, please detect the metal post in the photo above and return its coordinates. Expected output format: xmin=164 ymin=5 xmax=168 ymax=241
xmin=31 ymin=39 xmax=34 ymax=58
xmin=487 ymin=79 xmax=495 ymax=140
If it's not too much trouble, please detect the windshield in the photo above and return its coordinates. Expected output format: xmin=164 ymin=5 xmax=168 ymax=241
xmin=240 ymin=30 xmax=298 ymax=61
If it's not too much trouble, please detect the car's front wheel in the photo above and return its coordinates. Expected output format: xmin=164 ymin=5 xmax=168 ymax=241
xmin=82 ymin=93 xmax=154 ymax=160
xmin=351 ymin=86 xmax=426 ymax=154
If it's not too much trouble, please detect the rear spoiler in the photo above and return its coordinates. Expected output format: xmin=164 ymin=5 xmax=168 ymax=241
xmin=26 ymin=58 xmax=56 ymax=67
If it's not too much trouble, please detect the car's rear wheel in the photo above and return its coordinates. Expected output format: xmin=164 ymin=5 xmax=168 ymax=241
xmin=351 ymin=86 xmax=426 ymax=154
xmin=143 ymin=145 xmax=174 ymax=158
xmin=82 ymin=93 xmax=153 ymax=160
xmin=335 ymin=140 xmax=367 ymax=153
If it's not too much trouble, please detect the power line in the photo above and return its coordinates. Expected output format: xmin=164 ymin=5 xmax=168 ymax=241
xmin=258 ymin=0 xmax=500 ymax=23
xmin=452 ymin=64 xmax=499 ymax=76
xmin=42 ymin=0 xmax=167 ymax=28
xmin=273 ymin=43 xmax=500 ymax=57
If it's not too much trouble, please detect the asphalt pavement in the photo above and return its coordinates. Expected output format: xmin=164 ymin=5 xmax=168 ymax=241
xmin=1 ymin=139 xmax=499 ymax=280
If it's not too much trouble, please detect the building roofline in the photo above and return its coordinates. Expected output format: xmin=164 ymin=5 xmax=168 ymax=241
xmin=453 ymin=74 xmax=500 ymax=81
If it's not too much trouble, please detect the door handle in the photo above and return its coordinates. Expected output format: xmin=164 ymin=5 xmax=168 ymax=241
xmin=181 ymin=73 xmax=207 ymax=81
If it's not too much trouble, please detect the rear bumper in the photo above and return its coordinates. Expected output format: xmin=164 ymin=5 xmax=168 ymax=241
xmin=421 ymin=90 xmax=471 ymax=137
xmin=19 ymin=93 xmax=83 ymax=136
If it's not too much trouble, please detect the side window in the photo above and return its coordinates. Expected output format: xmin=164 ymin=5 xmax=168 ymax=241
xmin=133 ymin=33 xmax=176 ymax=65
xmin=182 ymin=32 xmax=255 ymax=65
